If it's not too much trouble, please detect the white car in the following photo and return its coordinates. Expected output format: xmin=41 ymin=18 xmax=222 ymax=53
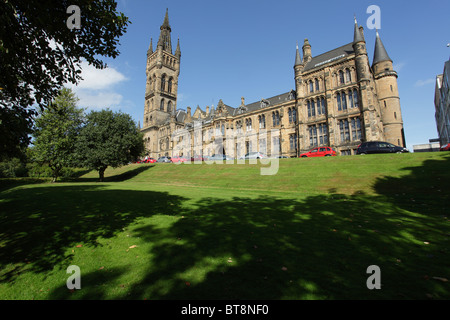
xmin=239 ymin=152 xmax=267 ymax=160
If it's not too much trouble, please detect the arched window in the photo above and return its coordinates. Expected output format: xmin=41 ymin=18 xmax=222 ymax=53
xmin=309 ymin=81 xmax=314 ymax=93
xmin=345 ymin=69 xmax=351 ymax=83
xmin=337 ymin=93 xmax=341 ymax=111
xmin=166 ymin=137 xmax=169 ymax=150
xmin=288 ymin=108 xmax=292 ymax=123
xmin=167 ymin=101 xmax=172 ymax=113
xmin=320 ymin=97 xmax=326 ymax=115
xmin=307 ymin=100 xmax=311 ymax=118
xmin=160 ymin=99 xmax=165 ymax=111
xmin=341 ymin=92 xmax=347 ymax=110
xmin=221 ymin=124 xmax=225 ymax=135
xmin=168 ymin=78 xmax=173 ymax=93
xmin=292 ymin=108 xmax=297 ymax=123
xmin=353 ymin=89 xmax=359 ymax=108
xmin=311 ymin=100 xmax=316 ymax=117
xmin=161 ymin=75 xmax=166 ymax=91
xmin=348 ymin=90 xmax=354 ymax=108
xmin=315 ymin=78 xmax=320 ymax=92
xmin=339 ymin=70 xmax=345 ymax=85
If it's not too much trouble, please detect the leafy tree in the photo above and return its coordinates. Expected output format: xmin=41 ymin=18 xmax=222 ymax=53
xmin=75 ymin=109 xmax=144 ymax=182
xmin=0 ymin=0 xmax=129 ymax=159
xmin=32 ymin=88 xmax=85 ymax=182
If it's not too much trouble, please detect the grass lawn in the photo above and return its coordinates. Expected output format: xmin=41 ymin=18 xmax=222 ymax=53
xmin=0 ymin=152 xmax=449 ymax=300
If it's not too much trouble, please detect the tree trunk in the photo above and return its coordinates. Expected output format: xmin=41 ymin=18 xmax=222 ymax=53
xmin=98 ymin=167 xmax=107 ymax=182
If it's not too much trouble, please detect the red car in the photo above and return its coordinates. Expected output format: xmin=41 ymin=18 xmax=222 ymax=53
xmin=171 ymin=156 xmax=187 ymax=163
xmin=300 ymin=147 xmax=337 ymax=158
xmin=440 ymin=143 xmax=450 ymax=151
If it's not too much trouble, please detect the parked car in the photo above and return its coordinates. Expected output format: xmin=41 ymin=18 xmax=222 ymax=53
xmin=190 ymin=156 xmax=206 ymax=162
xmin=157 ymin=156 xmax=172 ymax=163
xmin=300 ymin=147 xmax=336 ymax=158
xmin=440 ymin=143 xmax=450 ymax=151
xmin=206 ymin=154 xmax=233 ymax=161
xmin=171 ymin=156 xmax=187 ymax=163
xmin=239 ymin=152 xmax=267 ymax=160
xmin=356 ymin=141 xmax=409 ymax=155
xmin=141 ymin=158 xmax=156 ymax=163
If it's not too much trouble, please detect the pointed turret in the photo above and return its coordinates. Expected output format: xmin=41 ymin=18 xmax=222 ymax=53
xmin=294 ymin=42 xmax=302 ymax=66
xmin=302 ymin=38 xmax=312 ymax=63
xmin=157 ymin=8 xmax=172 ymax=53
xmin=353 ymin=17 xmax=364 ymax=44
xmin=175 ymin=38 xmax=181 ymax=58
xmin=147 ymin=38 xmax=153 ymax=55
xmin=372 ymin=30 xmax=392 ymax=66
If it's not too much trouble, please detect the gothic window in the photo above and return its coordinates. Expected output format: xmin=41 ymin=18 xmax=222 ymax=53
xmin=320 ymin=97 xmax=326 ymax=115
xmin=348 ymin=90 xmax=354 ymax=108
xmin=292 ymin=108 xmax=297 ymax=123
xmin=246 ymin=118 xmax=252 ymax=132
xmin=315 ymin=78 xmax=320 ymax=92
xmin=161 ymin=75 xmax=166 ymax=91
xmin=345 ymin=69 xmax=351 ymax=83
xmin=168 ymin=78 xmax=173 ymax=93
xmin=337 ymin=93 xmax=341 ymax=111
xmin=221 ymin=124 xmax=225 ymax=135
xmin=341 ymin=92 xmax=347 ymax=110
xmin=353 ymin=89 xmax=359 ymax=108
xmin=290 ymin=134 xmax=298 ymax=151
xmin=309 ymin=125 xmax=318 ymax=147
xmin=309 ymin=81 xmax=314 ymax=93
xmin=160 ymin=99 xmax=165 ymax=111
xmin=236 ymin=120 xmax=243 ymax=134
xmin=311 ymin=100 xmax=316 ymax=117
xmin=272 ymin=111 xmax=280 ymax=126
xmin=339 ymin=70 xmax=345 ymax=85
xmin=340 ymin=119 xmax=350 ymax=143
xmin=166 ymin=137 xmax=169 ymax=150
xmin=167 ymin=101 xmax=172 ymax=113
xmin=351 ymin=118 xmax=362 ymax=141
xmin=318 ymin=123 xmax=329 ymax=145
xmin=259 ymin=115 xmax=266 ymax=129
xmin=288 ymin=108 xmax=292 ymax=123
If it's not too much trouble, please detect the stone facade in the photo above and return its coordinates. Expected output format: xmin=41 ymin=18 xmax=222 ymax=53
xmin=141 ymin=12 xmax=405 ymax=158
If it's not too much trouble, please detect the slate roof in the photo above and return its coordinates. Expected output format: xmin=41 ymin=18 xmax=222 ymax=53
xmin=303 ymin=43 xmax=355 ymax=72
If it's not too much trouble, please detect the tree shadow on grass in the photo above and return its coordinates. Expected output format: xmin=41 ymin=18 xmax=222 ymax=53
xmin=67 ymin=164 xmax=155 ymax=183
xmin=2 ymin=155 xmax=449 ymax=300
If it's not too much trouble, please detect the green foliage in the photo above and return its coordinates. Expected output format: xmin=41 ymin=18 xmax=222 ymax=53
xmin=0 ymin=0 xmax=129 ymax=159
xmin=32 ymin=88 xmax=84 ymax=182
xmin=75 ymin=109 xmax=144 ymax=181
xmin=0 ymin=158 xmax=28 ymax=178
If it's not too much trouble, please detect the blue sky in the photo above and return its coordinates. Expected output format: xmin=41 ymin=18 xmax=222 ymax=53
xmin=71 ymin=0 xmax=450 ymax=151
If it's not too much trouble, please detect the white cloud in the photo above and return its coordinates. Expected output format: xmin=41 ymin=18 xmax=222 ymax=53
xmin=414 ymin=78 xmax=435 ymax=87
xmin=68 ymin=61 xmax=128 ymax=110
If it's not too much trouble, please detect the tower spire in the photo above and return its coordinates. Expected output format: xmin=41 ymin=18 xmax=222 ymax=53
xmin=157 ymin=8 xmax=172 ymax=53
xmin=294 ymin=41 xmax=302 ymax=66
xmin=175 ymin=37 xmax=181 ymax=58
xmin=353 ymin=17 xmax=364 ymax=44
xmin=148 ymin=38 xmax=153 ymax=55
xmin=373 ymin=30 xmax=392 ymax=66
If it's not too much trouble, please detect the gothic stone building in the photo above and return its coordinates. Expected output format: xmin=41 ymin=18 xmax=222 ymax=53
xmin=141 ymin=11 xmax=405 ymax=159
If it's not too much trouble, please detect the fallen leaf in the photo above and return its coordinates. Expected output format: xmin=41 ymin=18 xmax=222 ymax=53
xmin=432 ymin=277 xmax=448 ymax=282
xmin=281 ymin=267 xmax=288 ymax=271
xmin=185 ymin=282 xmax=191 ymax=286
xmin=128 ymin=245 xmax=138 ymax=249
xmin=76 ymin=244 xmax=83 ymax=248
xmin=423 ymin=242 xmax=430 ymax=245
xmin=99 ymin=266 xmax=105 ymax=270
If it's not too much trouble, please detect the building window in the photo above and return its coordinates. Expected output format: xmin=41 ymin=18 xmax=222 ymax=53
xmin=337 ymin=93 xmax=341 ymax=111
xmin=340 ymin=119 xmax=350 ymax=143
xmin=309 ymin=81 xmax=314 ymax=93
xmin=351 ymin=117 xmax=362 ymax=141
xmin=288 ymin=108 xmax=292 ymax=123
xmin=318 ymin=123 xmax=329 ymax=145
xmin=309 ymin=125 xmax=318 ymax=147
xmin=311 ymin=100 xmax=316 ymax=117
xmin=348 ymin=90 xmax=354 ymax=109
xmin=341 ymin=92 xmax=348 ymax=110
xmin=259 ymin=115 xmax=266 ymax=129
xmin=221 ymin=124 xmax=225 ymax=136
xmin=394 ymin=112 xmax=397 ymax=120
xmin=167 ymin=101 xmax=172 ymax=113
xmin=160 ymin=99 xmax=165 ymax=111
xmin=345 ymin=69 xmax=351 ymax=83
xmin=353 ymin=89 xmax=359 ymax=108
xmin=320 ymin=97 xmax=326 ymax=115
xmin=289 ymin=134 xmax=298 ymax=151
xmin=339 ymin=70 xmax=345 ymax=85
xmin=315 ymin=78 xmax=320 ymax=92
xmin=168 ymin=78 xmax=173 ymax=93
xmin=246 ymin=118 xmax=252 ymax=132
xmin=236 ymin=120 xmax=243 ymax=134
xmin=259 ymin=138 xmax=267 ymax=154
xmin=292 ymin=108 xmax=297 ymax=123
xmin=272 ymin=111 xmax=280 ymax=126
xmin=307 ymin=100 xmax=311 ymax=118
xmin=161 ymin=75 xmax=166 ymax=92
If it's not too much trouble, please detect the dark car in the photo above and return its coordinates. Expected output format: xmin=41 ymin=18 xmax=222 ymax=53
xmin=356 ymin=141 xmax=409 ymax=155
xmin=157 ymin=156 xmax=172 ymax=163
xmin=440 ymin=143 xmax=450 ymax=151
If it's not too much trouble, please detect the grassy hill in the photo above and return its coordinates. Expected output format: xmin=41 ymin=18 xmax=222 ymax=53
xmin=0 ymin=152 xmax=449 ymax=300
